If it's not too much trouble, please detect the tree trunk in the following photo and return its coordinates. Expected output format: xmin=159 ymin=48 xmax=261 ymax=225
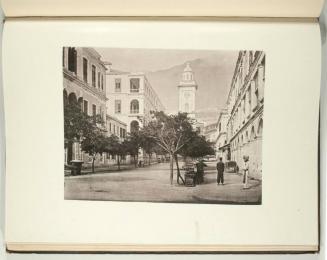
xmin=149 ymin=153 xmax=151 ymax=165
xmin=169 ymin=154 xmax=174 ymax=185
xmin=92 ymin=156 xmax=95 ymax=173
xmin=175 ymin=154 xmax=185 ymax=185
xmin=117 ymin=155 xmax=121 ymax=171
xmin=133 ymin=155 xmax=137 ymax=168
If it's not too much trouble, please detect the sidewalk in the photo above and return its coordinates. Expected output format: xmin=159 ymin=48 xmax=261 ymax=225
xmin=64 ymin=162 xmax=158 ymax=176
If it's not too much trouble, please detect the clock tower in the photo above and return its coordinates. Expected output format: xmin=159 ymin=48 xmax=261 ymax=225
xmin=178 ymin=62 xmax=197 ymax=118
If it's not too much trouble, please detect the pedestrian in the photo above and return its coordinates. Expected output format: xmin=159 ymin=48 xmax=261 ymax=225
xmin=216 ymin=157 xmax=225 ymax=185
xmin=243 ymin=155 xmax=249 ymax=189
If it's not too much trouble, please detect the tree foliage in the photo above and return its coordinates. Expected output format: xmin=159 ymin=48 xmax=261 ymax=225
xmin=142 ymin=111 xmax=196 ymax=184
xmin=179 ymin=135 xmax=215 ymax=159
xmin=64 ymin=100 xmax=107 ymax=172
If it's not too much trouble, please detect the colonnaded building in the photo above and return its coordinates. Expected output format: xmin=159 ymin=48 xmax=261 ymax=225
xmin=215 ymin=108 xmax=229 ymax=160
xmin=63 ymin=47 xmax=108 ymax=165
xmin=106 ymin=70 xmax=165 ymax=133
xmin=226 ymin=50 xmax=265 ymax=178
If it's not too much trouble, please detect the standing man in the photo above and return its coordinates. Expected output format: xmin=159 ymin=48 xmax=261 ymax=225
xmin=216 ymin=157 xmax=225 ymax=185
xmin=243 ymin=156 xmax=249 ymax=189
xmin=195 ymin=159 xmax=207 ymax=184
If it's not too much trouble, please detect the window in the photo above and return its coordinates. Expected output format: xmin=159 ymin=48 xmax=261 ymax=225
xmin=92 ymin=65 xmax=96 ymax=87
xmin=130 ymin=121 xmax=139 ymax=133
xmin=92 ymin=104 xmax=96 ymax=117
xmin=120 ymin=128 xmax=123 ymax=138
xmin=113 ymin=125 xmax=116 ymax=134
xmin=67 ymin=47 xmax=77 ymax=73
xmin=130 ymin=78 xmax=140 ymax=93
xmin=98 ymin=72 xmax=101 ymax=88
xmin=83 ymin=100 xmax=88 ymax=115
xmin=83 ymin=58 xmax=88 ymax=83
xmin=184 ymin=103 xmax=189 ymax=112
xmin=130 ymin=99 xmax=139 ymax=114
xmin=109 ymin=123 xmax=112 ymax=132
xmin=115 ymin=100 xmax=121 ymax=113
xmin=115 ymin=78 xmax=121 ymax=92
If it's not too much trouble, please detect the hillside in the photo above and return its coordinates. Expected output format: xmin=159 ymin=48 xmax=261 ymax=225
xmin=146 ymin=53 xmax=237 ymax=123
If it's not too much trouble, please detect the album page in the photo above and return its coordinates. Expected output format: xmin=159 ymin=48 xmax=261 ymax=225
xmin=0 ymin=0 xmax=324 ymax=18
xmin=3 ymin=19 xmax=320 ymax=251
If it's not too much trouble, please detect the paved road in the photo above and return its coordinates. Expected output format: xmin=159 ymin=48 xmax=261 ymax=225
xmin=65 ymin=162 xmax=262 ymax=204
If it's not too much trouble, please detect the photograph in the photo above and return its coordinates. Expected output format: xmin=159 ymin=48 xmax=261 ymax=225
xmin=63 ymin=47 xmax=265 ymax=204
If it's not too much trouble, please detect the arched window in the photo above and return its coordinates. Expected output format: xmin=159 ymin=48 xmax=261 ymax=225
xmin=245 ymin=131 xmax=248 ymax=143
xmin=130 ymin=99 xmax=139 ymax=114
xmin=68 ymin=92 xmax=77 ymax=105
xmin=130 ymin=120 xmax=139 ymax=133
xmin=250 ymin=126 xmax=256 ymax=141
xmin=257 ymin=118 xmax=263 ymax=137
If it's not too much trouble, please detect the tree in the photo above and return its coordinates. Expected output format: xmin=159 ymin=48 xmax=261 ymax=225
xmin=80 ymin=129 xmax=107 ymax=173
xmin=138 ymin=131 xmax=158 ymax=165
xmin=64 ymin=99 xmax=107 ymax=171
xmin=142 ymin=111 xmax=195 ymax=185
xmin=64 ymin=101 xmax=94 ymax=161
xmin=179 ymin=135 xmax=215 ymax=159
xmin=105 ymin=135 xmax=127 ymax=171
xmin=123 ymin=131 xmax=143 ymax=167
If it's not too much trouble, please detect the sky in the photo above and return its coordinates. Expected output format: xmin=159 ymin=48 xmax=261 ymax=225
xmin=96 ymin=48 xmax=239 ymax=121
xmin=96 ymin=48 xmax=238 ymax=73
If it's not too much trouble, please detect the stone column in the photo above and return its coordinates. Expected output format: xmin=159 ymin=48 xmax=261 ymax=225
xmin=250 ymin=80 xmax=256 ymax=111
xmin=245 ymin=89 xmax=250 ymax=118
xmin=76 ymin=50 xmax=83 ymax=81
xmin=258 ymin=65 xmax=265 ymax=102
xmin=241 ymin=99 xmax=245 ymax=124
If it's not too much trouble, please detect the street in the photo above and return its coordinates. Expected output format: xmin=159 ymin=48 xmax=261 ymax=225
xmin=65 ymin=161 xmax=262 ymax=204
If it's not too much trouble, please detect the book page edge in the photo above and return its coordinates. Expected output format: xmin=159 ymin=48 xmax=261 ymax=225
xmin=5 ymin=243 xmax=319 ymax=252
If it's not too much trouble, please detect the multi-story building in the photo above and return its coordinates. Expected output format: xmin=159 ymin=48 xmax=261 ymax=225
xmin=215 ymin=108 xmax=229 ymax=161
xmin=104 ymin=114 xmax=127 ymax=165
xmin=63 ymin=47 xmax=108 ymax=164
xmin=226 ymin=51 xmax=265 ymax=178
xmin=203 ymin=122 xmax=218 ymax=143
xmin=106 ymin=114 xmax=127 ymax=140
xmin=106 ymin=70 xmax=165 ymax=133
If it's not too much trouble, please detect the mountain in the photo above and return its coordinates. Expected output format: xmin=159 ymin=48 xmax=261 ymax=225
xmin=146 ymin=53 xmax=237 ymax=123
